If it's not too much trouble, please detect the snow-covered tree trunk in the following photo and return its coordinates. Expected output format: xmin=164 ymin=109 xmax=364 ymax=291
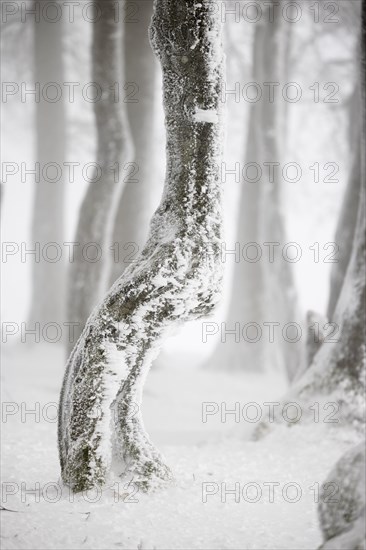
xmin=29 ymin=1 xmax=66 ymax=326
xmin=59 ymin=0 xmax=225 ymax=492
xmin=110 ymin=0 xmax=161 ymax=284
xmin=67 ymin=0 xmax=132 ymax=354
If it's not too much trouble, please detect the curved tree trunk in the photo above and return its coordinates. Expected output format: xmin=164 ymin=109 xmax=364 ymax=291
xmin=67 ymin=0 xmax=133 ymax=355
xmin=59 ymin=0 xmax=225 ymax=493
xmin=29 ymin=1 xmax=65 ymax=327
xmin=109 ymin=0 xmax=161 ymax=284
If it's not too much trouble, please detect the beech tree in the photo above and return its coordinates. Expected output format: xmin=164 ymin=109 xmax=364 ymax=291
xmin=257 ymin=5 xmax=300 ymax=382
xmin=260 ymin=136 xmax=365 ymax=429
xmin=207 ymin=2 xmax=300 ymax=379
xmin=28 ymin=1 xmax=66 ymax=327
xmin=251 ymin=0 xmax=365 ymax=440
xmin=316 ymin=5 xmax=365 ymax=547
xmin=110 ymin=0 xmax=161 ymax=284
xmin=267 ymin=8 xmax=365 ymax=428
xmin=205 ymin=22 xmax=264 ymax=372
xmin=58 ymin=0 xmax=225 ymax=492
xmin=67 ymin=0 xmax=133 ymax=354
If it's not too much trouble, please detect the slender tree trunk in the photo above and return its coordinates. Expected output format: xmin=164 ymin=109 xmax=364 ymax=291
xmin=206 ymin=19 xmax=265 ymax=372
xmin=110 ymin=0 xmax=161 ymax=284
xmin=29 ymin=1 xmax=65 ymax=326
xmin=58 ymin=0 xmax=225 ymax=492
xmin=276 ymin=21 xmax=366 ymax=426
xmin=258 ymin=4 xmax=300 ymax=382
xmin=317 ymin=8 xmax=366 ymax=547
xmin=254 ymin=0 xmax=365 ymax=434
xmin=302 ymin=86 xmax=362 ymax=375
xmin=67 ymin=1 xmax=133 ymax=355
xmin=207 ymin=3 xmax=300 ymax=379
xmin=327 ymin=86 xmax=362 ymax=321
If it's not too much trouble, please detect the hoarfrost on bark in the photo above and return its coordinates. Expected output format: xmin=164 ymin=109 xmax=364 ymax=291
xmin=58 ymin=0 xmax=225 ymax=492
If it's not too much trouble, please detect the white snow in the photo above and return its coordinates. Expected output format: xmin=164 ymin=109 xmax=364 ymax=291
xmin=194 ymin=108 xmax=219 ymax=124
xmin=93 ymin=342 xmax=129 ymax=466
xmin=1 ymin=343 xmax=362 ymax=549
xmin=151 ymin=273 xmax=169 ymax=288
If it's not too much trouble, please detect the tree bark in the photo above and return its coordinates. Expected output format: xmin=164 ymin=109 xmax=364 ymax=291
xmin=110 ymin=0 xmax=161 ymax=284
xmin=59 ymin=0 xmax=225 ymax=492
xmin=29 ymin=0 xmax=66 ymax=326
xmin=67 ymin=1 xmax=133 ymax=355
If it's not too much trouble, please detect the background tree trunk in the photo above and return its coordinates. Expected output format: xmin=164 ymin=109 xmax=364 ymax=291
xmin=254 ymin=0 xmax=365 ymax=434
xmin=273 ymin=27 xmax=366 ymax=427
xmin=327 ymin=85 xmax=362 ymax=321
xmin=28 ymin=0 xmax=66 ymax=327
xmin=207 ymin=2 xmax=300 ymax=380
xmin=58 ymin=0 xmax=225 ymax=493
xmin=317 ymin=6 xmax=365 ymax=546
xmin=110 ymin=0 xmax=161 ymax=284
xmin=67 ymin=0 xmax=133 ymax=355
xmin=258 ymin=3 xmax=300 ymax=382
xmin=205 ymin=19 xmax=264 ymax=372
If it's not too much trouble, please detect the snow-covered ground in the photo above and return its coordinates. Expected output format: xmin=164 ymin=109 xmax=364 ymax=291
xmin=1 ymin=342 xmax=361 ymax=550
